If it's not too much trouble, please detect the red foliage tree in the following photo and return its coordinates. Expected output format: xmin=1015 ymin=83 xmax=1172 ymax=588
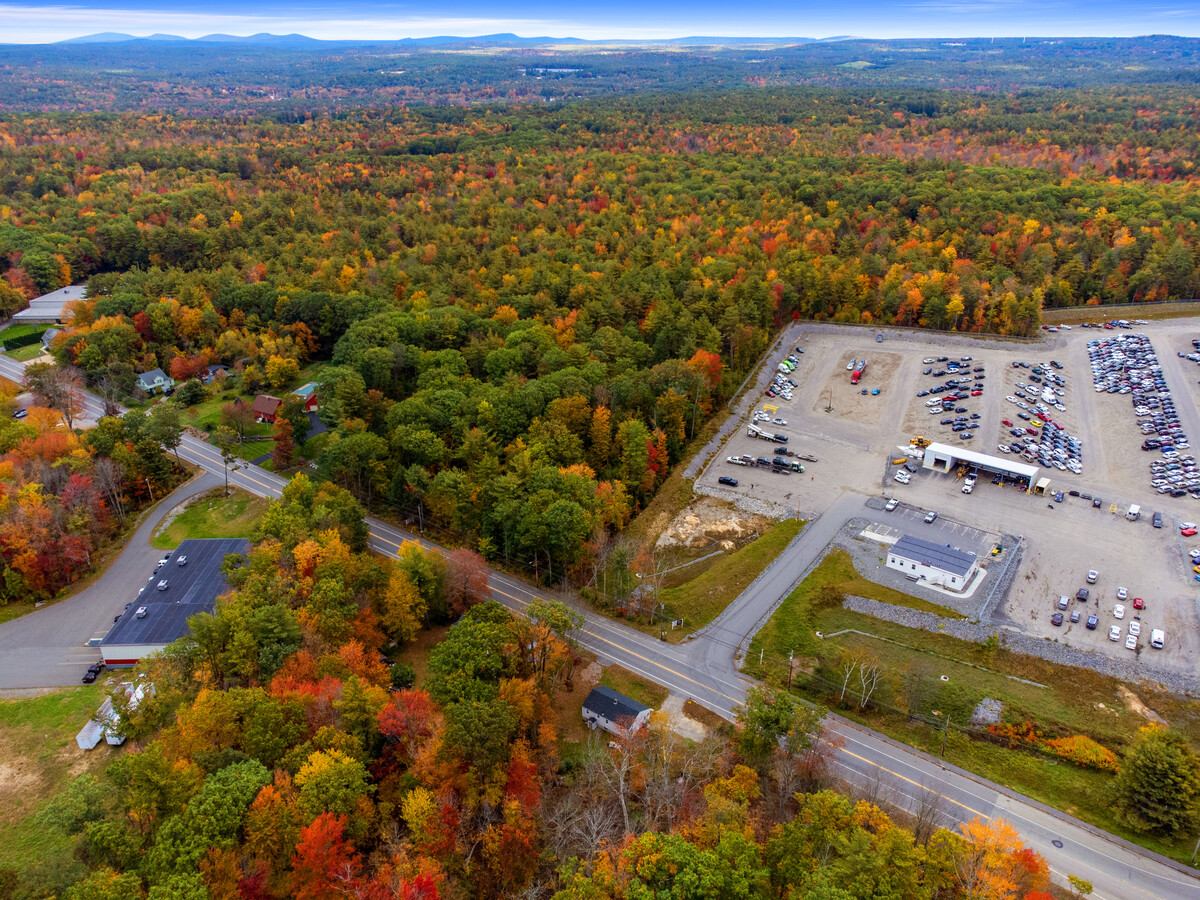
xmin=288 ymin=813 xmax=360 ymax=900
xmin=169 ymin=353 xmax=209 ymax=381
xmin=272 ymin=416 xmax=296 ymax=471
xmin=442 ymin=548 xmax=490 ymax=618
xmin=378 ymin=688 xmax=439 ymax=760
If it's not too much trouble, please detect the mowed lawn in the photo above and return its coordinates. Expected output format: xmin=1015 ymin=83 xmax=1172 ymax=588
xmin=151 ymin=488 xmax=269 ymax=549
xmin=600 ymin=665 xmax=669 ymax=711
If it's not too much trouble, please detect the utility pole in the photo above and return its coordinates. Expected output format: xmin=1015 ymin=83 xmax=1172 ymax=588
xmin=144 ymin=477 xmax=154 ymax=502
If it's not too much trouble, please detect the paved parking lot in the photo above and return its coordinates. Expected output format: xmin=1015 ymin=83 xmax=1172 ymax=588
xmin=698 ymin=321 xmax=1200 ymax=677
xmin=878 ymin=505 xmax=993 ymax=551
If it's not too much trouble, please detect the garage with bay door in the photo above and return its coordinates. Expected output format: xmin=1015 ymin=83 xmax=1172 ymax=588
xmin=921 ymin=442 xmax=1039 ymax=492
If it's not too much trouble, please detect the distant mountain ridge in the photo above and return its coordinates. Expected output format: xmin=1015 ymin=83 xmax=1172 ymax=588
xmin=57 ymin=31 xmax=830 ymax=48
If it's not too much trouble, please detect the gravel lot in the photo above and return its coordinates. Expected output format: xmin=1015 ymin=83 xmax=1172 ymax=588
xmin=695 ymin=321 xmax=1200 ymax=682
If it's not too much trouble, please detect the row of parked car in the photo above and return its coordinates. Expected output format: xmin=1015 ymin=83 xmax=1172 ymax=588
xmin=999 ymin=361 xmax=1083 ymax=474
xmin=1049 ymin=569 xmax=1165 ymax=650
xmin=1090 ymin=334 xmax=1195 ymax=497
xmin=767 ymin=348 xmax=804 ymax=400
xmin=916 ymin=356 xmax=984 ymax=441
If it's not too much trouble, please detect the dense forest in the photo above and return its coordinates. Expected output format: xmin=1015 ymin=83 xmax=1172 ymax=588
xmin=1 ymin=36 xmax=1200 ymax=112
xmin=11 ymin=478 xmax=1071 ymax=900
xmin=0 ymin=375 xmax=183 ymax=604
xmin=2 ymin=47 xmax=1200 ymax=900
xmin=1 ymin=87 xmax=1199 ymax=569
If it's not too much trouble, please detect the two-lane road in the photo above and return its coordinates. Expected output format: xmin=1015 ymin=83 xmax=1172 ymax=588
xmin=0 ymin=354 xmax=1196 ymax=898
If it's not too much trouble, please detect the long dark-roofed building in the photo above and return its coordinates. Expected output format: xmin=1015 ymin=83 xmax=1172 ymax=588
xmin=100 ymin=538 xmax=250 ymax=667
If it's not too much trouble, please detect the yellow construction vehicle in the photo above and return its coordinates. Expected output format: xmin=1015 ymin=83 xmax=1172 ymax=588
xmin=910 ymin=436 xmax=930 ymax=449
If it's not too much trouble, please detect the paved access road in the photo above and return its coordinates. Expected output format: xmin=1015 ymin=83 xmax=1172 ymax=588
xmin=0 ymin=354 xmax=1195 ymax=900
xmin=0 ymin=470 xmax=223 ymax=689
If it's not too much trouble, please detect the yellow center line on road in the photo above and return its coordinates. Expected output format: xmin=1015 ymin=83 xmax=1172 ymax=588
xmin=836 ymin=745 xmax=990 ymax=819
xmin=178 ymin=436 xmax=741 ymax=705
xmin=490 ymin=586 xmax=741 ymax=704
xmin=177 ymin=447 xmax=282 ymax=497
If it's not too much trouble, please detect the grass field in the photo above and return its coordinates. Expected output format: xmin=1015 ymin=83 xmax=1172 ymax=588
xmin=652 ymin=519 xmax=803 ymax=638
xmin=7 ymin=343 xmax=45 ymax=362
xmin=238 ymin=439 xmax=274 ymax=461
xmin=0 ymin=686 xmax=116 ymax=882
xmin=600 ymin=665 xmax=669 ymax=711
xmin=151 ymin=488 xmax=269 ymax=549
xmin=745 ymin=549 xmax=1200 ymax=864
xmin=1050 ymin=301 xmax=1200 ymax=324
xmin=0 ymin=323 xmax=45 ymax=343
xmin=299 ymin=431 xmax=330 ymax=461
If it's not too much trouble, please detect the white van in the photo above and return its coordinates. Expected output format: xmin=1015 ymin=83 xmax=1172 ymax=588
xmin=1150 ymin=629 xmax=1165 ymax=649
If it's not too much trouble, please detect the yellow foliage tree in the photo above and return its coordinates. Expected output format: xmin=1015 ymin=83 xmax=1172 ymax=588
xmin=380 ymin=566 xmax=425 ymax=643
xmin=265 ymin=355 xmax=300 ymax=390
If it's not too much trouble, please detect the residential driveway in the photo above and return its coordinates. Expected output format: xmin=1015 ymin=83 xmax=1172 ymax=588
xmin=0 ymin=470 xmax=222 ymax=689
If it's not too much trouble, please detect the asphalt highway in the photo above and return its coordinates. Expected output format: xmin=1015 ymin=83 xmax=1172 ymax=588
xmin=0 ymin=354 xmax=1195 ymax=899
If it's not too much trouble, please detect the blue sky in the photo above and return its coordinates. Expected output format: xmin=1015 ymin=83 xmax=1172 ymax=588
xmin=1 ymin=0 xmax=1197 ymax=43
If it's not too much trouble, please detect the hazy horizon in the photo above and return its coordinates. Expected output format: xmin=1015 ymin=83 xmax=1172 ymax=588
xmin=1 ymin=0 xmax=1197 ymax=44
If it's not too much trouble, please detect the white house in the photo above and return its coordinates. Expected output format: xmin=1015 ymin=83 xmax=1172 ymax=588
xmin=136 ymin=368 xmax=175 ymax=395
xmin=582 ymin=686 xmax=653 ymax=736
xmin=886 ymin=534 xmax=979 ymax=592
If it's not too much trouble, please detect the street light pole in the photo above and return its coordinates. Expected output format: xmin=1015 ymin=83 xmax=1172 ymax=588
xmin=144 ymin=477 xmax=154 ymax=502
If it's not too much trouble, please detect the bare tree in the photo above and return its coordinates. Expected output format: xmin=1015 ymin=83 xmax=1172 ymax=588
xmin=586 ymin=730 xmax=645 ymax=836
xmin=542 ymin=786 xmax=622 ymax=865
xmin=636 ymin=713 xmax=722 ymax=833
xmin=24 ymin=362 xmax=86 ymax=430
xmin=904 ymin=663 xmax=931 ymax=722
xmin=220 ymin=400 xmax=255 ymax=444
xmin=631 ymin=544 xmax=679 ymax=624
xmin=857 ymin=656 xmax=883 ymax=711
xmin=855 ymin=761 xmax=897 ymax=810
xmin=93 ymin=458 xmax=127 ymax=523
xmin=769 ymin=724 xmax=843 ymax=821
xmin=95 ymin=375 xmax=124 ymax=417
xmin=838 ymin=655 xmax=859 ymax=705
xmin=910 ymin=784 xmax=947 ymax=847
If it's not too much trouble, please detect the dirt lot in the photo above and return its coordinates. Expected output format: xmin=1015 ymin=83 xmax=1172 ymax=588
xmin=807 ymin=350 xmax=905 ymax=427
xmin=696 ymin=321 xmax=1200 ymax=676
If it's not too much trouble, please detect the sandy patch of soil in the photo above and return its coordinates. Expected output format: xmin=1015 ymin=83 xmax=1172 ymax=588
xmin=0 ymin=761 xmax=38 ymax=800
xmin=1117 ymin=685 xmax=1169 ymax=726
xmin=656 ymin=496 xmax=772 ymax=550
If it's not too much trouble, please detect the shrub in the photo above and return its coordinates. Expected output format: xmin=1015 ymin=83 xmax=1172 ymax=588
xmin=988 ymin=722 xmax=1119 ymax=772
xmin=1045 ymin=734 xmax=1120 ymax=772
